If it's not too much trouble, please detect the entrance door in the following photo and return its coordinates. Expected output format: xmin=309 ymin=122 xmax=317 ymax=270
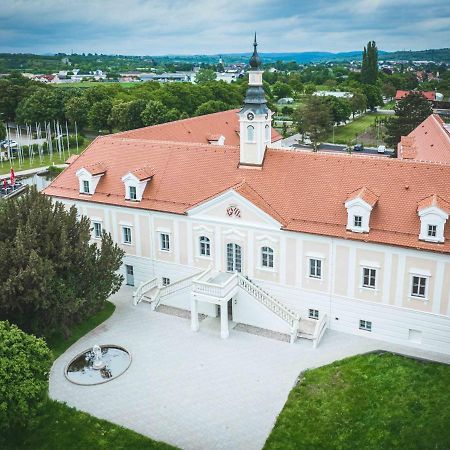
xmin=226 ymin=243 xmax=242 ymax=273
xmin=125 ymin=264 xmax=134 ymax=286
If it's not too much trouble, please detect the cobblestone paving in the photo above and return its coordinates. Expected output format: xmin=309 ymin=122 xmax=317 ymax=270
xmin=49 ymin=287 xmax=450 ymax=450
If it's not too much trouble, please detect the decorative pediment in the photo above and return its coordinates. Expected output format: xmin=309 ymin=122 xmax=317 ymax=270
xmin=187 ymin=188 xmax=282 ymax=230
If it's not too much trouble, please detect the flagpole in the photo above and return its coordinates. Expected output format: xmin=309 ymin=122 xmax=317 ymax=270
xmin=75 ymin=121 xmax=79 ymax=152
xmin=65 ymin=121 xmax=70 ymax=157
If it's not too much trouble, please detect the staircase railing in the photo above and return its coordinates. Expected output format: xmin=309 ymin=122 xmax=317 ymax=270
xmin=133 ymin=277 xmax=158 ymax=306
xmin=312 ymin=313 xmax=328 ymax=348
xmin=237 ymin=274 xmax=300 ymax=343
xmin=151 ymin=269 xmax=207 ymax=311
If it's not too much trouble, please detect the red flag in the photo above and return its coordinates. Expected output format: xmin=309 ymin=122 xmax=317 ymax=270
xmin=10 ymin=168 xmax=15 ymax=186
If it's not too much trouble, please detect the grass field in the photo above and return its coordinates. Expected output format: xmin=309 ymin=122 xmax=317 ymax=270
xmin=0 ymin=138 xmax=92 ymax=176
xmin=326 ymin=113 xmax=386 ymax=145
xmin=264 ymin=352 xmax=450 ymax=450
xmin=5 ymin=300 xmax=177 ymax=450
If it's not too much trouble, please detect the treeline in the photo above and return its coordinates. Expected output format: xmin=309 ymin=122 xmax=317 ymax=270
xmin=0 ymin=73 xmax=245 ymax=132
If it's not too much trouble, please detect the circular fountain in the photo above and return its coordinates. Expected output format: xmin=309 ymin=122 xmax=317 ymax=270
xmin=65 ymin=344 xmax=131 ymax=386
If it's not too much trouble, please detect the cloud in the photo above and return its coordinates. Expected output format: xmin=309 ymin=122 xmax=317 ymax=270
xmin=0 ymin=0 xmax=449 ymax=54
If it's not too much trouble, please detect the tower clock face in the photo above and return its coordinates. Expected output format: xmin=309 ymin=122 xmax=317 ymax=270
xmin=247 ymin=112 xmax=254 ymax=120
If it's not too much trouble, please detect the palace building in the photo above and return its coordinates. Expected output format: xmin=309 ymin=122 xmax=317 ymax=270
xmin=45 ymin=38 xmax=450 ymax=354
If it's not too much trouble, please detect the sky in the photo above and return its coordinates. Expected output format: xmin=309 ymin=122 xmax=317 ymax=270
xmin=1 ymin=0 xmax=449 ymax=55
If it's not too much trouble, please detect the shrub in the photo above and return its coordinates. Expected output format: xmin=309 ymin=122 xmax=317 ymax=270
xmin=0 ymin=321 xmax=52 ymax=433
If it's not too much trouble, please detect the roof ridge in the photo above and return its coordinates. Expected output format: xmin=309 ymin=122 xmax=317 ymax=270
xmin=114 ymin=108 xmax=240 ymax=137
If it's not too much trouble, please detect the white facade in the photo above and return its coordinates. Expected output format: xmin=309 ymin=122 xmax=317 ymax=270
xmin=57 ymin=187 xmax=450 ymax=355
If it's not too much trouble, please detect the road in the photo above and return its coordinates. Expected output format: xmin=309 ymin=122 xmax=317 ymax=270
xmin=291 ymin=142 xmax=393 ymax=157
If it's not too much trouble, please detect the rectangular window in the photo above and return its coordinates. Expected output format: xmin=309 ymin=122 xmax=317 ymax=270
xmin=359 ymin=320 xmax=372 ymax=332
xmin=309 ymin=258 xmax=322 ymax=279
xmin=362 ymin=267 xmax=376 ymax=289
xmin=93 ymin=221 xmax=102 ymax=239
xmin=162 ymin=277 xmax=170 ymax=286
xmin=122 ymin=226 xmax=132 ymax=244
xmin=129 ymin=186 xmax=137 ymax=200
xmin=308 ymin=309 xmax=319 ymax=320
xmin=427 ymin=225 xmax=437 ymax=237
xmin=354 ymin=215 xmax=362 ymax=227
xmin=82 ymin=180 xmax=90 ymax=194
xmin=411 ymin=275 xmax=427 ymax=298
xmin=160 ymin=233 xmax=170 ymax=251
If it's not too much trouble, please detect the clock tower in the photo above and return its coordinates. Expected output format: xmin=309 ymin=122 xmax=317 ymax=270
xmin=239 ymin=34 xmax=272 ymax=166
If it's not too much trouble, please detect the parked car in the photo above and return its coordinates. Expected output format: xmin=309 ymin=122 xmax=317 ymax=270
xmin=353 ymin=144 xmax=363 ymax=151
xmin=2 ymin=139 xmax=18 ymax=149
xmin=377 ymin=145 xmax=386 ymax=154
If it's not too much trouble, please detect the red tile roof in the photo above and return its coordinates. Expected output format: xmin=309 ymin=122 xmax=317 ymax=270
xmin=395 ymin=90 xmax=436 ymax=101
xmin=114 ymin=109 xmax=282 ymax=146
xmin=45 ymin=137 xmax=450 ymax=254
xmin=130 ymin=166 xmax=156 ymax=181
xmin=84 ymin=162 xmax=106 ymax=176
xmin=398 ymin=114 xmax=450 ymax=164
xmin=346 ymin=186 xmax=379 ymax=207
xmin=417 ymin=194 xmax=450 ymax=214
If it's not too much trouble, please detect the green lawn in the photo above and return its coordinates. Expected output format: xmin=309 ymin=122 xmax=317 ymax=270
xmin=326 ymin=113 xmax=385 ymax=145
xmin=5 ymin=300 xmax=177 ymax=450
xmin=264 ymin=352 xmax=450 ymax=450
xmin=0 ymin=139 xmax=92 ymax=176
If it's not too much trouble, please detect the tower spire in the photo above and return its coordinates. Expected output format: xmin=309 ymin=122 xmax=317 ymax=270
xmin=249 ymin=32 xmax=261 ymax=70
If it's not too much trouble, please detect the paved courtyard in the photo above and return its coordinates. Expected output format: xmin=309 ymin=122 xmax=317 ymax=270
xmin=50 ymin=287 xmax=450 ymax=450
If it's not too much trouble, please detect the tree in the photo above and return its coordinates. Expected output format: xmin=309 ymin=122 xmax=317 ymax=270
xmin=0 ymin=321 xmax=52 ymax=434
xmin=108 ymin=99 xmax=146 ymax=131
xmin=15 ymin=88 xmax=64 ymax=124
xmin=0 ymin=188 xmax=124 ymax=337
xmin=195 ymin=68 xmax=217 ymax=83
xmin=64 ymin=96 xmax=90 ymax=130
xmin=362 ymin=84 xmax=383 ymax=110
xmin=292 ymin=106 xmax=307 ymax=142
xmin=88 ymin=99 xmax=113 ymax=132
xmin=382 ymin=82 xmax=396 ymax=100
xmin=271 ymin=81 xmax=293 ymax=100
xmin=325 ymin=96 xmax=351 ymax=124
xmin=350 ymin=92 xmax=367 ymax=118
xmin=385 ymin=92 xmax=433 ymax=148
xmin=301 ymin=96 xmax=333 ymax=151
xmin=361 ymin=41 xmax=378 ymax=85
xmin=141 ymin=100 xmax=172 ymax=126
xmin=195 ymin=100 xmax=228 ymax=116
xmin=0 ymin=122 xmax=5 ymax=141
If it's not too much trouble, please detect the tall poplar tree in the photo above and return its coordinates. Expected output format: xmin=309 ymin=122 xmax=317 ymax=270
xmin=361 ymin=41 xmax=378 ymax=85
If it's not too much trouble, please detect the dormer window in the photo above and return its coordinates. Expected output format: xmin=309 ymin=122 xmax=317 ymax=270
xmin=417 ymin=195 xmax=449 ymax=243
xmin=121 ymin=167 xmax=155 ymax=202
xmin=344 ymin=187 xmax=379 ymax=233
xmin=76 ymin=163 xmax=106 ymax=195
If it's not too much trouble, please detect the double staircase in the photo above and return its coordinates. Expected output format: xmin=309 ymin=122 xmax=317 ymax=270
xmin=134 ymin=269 xmax=328 ymax=347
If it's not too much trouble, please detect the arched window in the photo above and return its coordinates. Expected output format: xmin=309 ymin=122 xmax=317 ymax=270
xmin=247 ymin=125 xmax=255 ymax=142
xmin=261 ymin=246 xmax=274 ymax=268
xmin=265 ymin=124 xmax=270 ymax=142
xmin=199 ymin=236 xmax=211 ymax=257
